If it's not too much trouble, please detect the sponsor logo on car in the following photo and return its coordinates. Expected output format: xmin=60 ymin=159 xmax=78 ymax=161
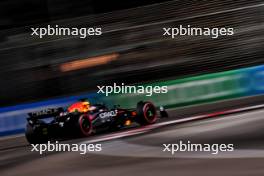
xmin=99 ymin=110 xmax=118 ymax=118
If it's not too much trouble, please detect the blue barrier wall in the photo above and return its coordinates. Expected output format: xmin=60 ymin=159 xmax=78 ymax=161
xmin=244 ymin=65 xmax=264 ymax=96
xmin=0 ymin=93 xmax=101 ymax=136
xmin=1 ymin=64 xmax=264 ymax=137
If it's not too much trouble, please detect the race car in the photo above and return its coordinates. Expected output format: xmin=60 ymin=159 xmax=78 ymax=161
xmin=25 ymin=100 xmax=168 ymax=144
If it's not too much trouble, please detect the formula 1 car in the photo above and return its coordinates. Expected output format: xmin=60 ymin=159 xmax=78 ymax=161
xmin=25 ymin=100 xmax=168 ymax=144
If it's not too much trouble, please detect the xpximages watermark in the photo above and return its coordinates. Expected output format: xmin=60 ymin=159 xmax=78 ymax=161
xmin=163 ymin=140 xmax=234 ymax=155
xmin=163 ymin=25 xmax=234 ymax=39
xmin=30 ymin=141 xmax=102 ymax=155
xmin=31 ymin=25 xmax=102 ymax=38
xmin=97 ymin=83 xmax=168 ymax=96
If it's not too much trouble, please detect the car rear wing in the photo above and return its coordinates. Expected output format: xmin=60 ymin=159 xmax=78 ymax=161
xmin=27 ymin=107 xmax=63 ymax=120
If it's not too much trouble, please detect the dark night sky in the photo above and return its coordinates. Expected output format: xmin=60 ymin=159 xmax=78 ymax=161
xmin=0 ymin=0 xmax=171 ymax=29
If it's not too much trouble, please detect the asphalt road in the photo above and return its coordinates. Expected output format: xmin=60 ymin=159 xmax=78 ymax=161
xmin=1 ymin=98 xmax=264 ymax=176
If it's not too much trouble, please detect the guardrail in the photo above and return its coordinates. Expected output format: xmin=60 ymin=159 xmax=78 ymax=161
xmin=1 ymin=65 xmax=264 ymax=136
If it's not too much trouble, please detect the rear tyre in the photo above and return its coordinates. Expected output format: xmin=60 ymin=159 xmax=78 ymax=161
xmin=25 ymin=122 xmax=49 ymax=144
xmin=136 ymin=101 xmax=157 ymax=125
xmin=75 ymin=114 xmax=93 ymax=137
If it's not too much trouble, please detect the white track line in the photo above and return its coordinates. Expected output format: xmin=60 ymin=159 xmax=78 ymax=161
xmin=81 ymin=104 xmax=264 ymax=144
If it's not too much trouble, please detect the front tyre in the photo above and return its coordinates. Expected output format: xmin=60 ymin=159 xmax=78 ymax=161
xmin=136 ymin=101 xmax=157 ymax=125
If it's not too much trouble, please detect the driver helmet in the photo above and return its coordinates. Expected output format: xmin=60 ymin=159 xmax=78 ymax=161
xmin=82 ymin=101 xmax=90 ymax=112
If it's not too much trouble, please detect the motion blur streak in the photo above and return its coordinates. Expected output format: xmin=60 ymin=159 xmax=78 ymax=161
xmin=0 ymin=1 xmax=264 ymax=175
xmin=59 ymin=53 xmax=119 ymax=72
xmin=0 ymin=0 xmax=264 ymax=106
xmin=2 ymin=103 xmax=264 ymax=176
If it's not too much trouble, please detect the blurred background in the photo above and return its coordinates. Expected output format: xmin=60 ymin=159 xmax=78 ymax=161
xmin=1 ymin=1 xmax=264 ymax=175
xmin=0 ymin=0 xmax=263 ymax=107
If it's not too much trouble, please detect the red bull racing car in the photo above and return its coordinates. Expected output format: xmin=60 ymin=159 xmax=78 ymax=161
xmin=25 ymin=100 xmax=168 ymax=144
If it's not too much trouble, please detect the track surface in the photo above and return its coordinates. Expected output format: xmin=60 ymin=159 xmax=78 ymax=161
xmin=1 ymin=101 xmax=264 ymax=176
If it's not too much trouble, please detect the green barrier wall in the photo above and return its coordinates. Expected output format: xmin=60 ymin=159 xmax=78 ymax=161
xmin=103 ymin=66 xmax=262 ymax=108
